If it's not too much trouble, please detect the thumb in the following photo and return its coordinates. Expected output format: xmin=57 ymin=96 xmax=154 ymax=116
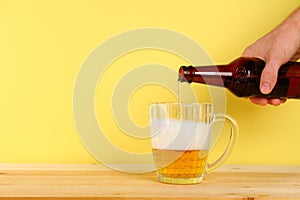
xmin=260 ymin=61 xmax=281 ymax=94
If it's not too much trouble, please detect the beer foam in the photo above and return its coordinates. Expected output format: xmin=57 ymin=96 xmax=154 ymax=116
xmin=150 ymin=118 xmax=211 ymax=150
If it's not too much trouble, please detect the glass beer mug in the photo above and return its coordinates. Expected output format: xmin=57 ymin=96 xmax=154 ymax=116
xmin=149 ymin=103 xmax=238 ymax=184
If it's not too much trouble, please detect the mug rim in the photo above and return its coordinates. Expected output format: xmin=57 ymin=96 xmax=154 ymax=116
xmin=149 ymin=102 xmax=212 ymax=106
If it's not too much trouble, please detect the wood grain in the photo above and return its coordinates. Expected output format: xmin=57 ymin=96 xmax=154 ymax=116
xmin=0 ymin=164 xmax=300 ymax=199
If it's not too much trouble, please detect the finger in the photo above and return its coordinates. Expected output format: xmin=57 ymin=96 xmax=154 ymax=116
xmin=260 ymin=61 xmax=281 ymax=94
xmin=250 ymin=97 xmax=287 ymax=106
xmin=268 ymin=98 xmax=287 ymax=106
xmin=249 ymin=97 xmax=268 ymax=106
xmin=280 ymin=98 xmax=287 ymax=104
xmin=268 ymin=98 xmax=282 ymax=106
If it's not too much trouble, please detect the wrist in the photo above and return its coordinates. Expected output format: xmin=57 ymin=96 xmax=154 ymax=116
xmin=284 ymin=7 xmax=300 ymax=31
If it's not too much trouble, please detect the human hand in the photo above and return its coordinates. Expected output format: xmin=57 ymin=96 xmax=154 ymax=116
xmin=242 ymin=8 xmax=300 ymax=106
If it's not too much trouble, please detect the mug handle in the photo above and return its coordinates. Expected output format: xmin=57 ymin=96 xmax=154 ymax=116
xmin=207 ymin=113 xmax=238 ymax=173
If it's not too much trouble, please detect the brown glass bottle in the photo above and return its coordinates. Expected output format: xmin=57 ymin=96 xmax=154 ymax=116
xmin=178 ymin=57 xmax=300 ymax=99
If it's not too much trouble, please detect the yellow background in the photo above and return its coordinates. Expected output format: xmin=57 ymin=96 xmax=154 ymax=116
xmin=1 ymin=0 xmax=300 ymax=165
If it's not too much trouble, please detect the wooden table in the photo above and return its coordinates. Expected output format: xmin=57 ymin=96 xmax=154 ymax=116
xmin=1 ymin=164 xmax=300 ymax=199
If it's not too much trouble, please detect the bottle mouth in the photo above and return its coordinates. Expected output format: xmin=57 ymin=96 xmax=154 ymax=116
xmin=178 ymin=66 xmax=188 ymax=82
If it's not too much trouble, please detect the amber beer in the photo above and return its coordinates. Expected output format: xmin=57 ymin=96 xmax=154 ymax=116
xmin=178 ymin=57 xmax=300 ymax=99
xmin=152 ymin=149 xmax=208 ymax=179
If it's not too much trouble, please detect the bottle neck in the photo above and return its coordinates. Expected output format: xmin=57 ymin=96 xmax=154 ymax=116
xmin=193 ymin=71 xmax=232 ymax=77
xmin=178 ymin=65 xmax=233 ymax=87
